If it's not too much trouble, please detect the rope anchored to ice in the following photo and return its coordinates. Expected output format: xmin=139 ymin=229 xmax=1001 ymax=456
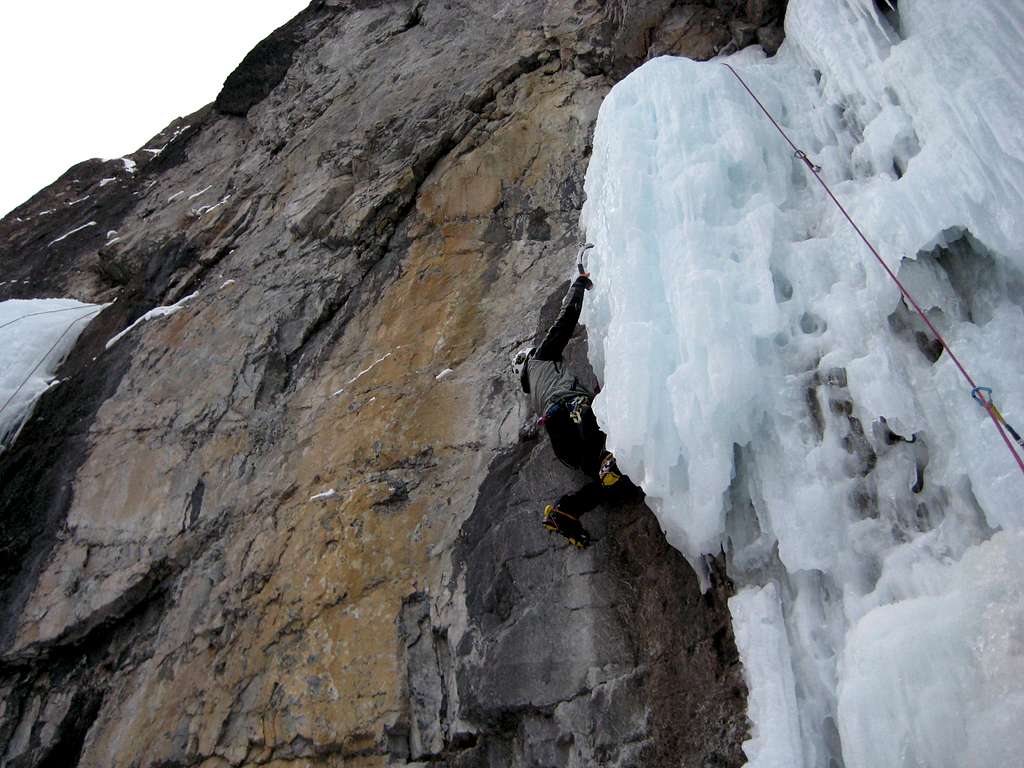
xmin=792 ymin=149 xmax=821 ymax=173
xmin=972 ymin=388 xmax=1024 ymax=451
xmin=722 ymin=62 xmax=1024 ymax=478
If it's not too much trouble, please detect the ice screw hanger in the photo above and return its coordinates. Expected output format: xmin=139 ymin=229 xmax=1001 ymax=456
xmin=972 ymin=388 xmax=1024 ymax=451
xmin=721 ymin=62 xmax=1024 ymax=478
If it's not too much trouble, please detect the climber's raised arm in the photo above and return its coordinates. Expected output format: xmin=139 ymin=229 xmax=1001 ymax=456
xmin=535 ymin=273 xmax=592 ymax=361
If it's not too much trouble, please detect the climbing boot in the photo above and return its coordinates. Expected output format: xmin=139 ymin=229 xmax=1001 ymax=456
xmin=598 ymin=452 xmax=622 ymax=487
xmin=543 ymin=505 xmax=590 ymax=549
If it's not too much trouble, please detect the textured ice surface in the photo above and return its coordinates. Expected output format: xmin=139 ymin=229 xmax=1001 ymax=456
xmin=0 ymin=299 xmax=101 ymax=448
xmin=581 ymin=0 xmax=1024 ymax=765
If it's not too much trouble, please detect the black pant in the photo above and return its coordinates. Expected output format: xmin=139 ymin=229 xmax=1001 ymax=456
xmin=544 ymin=401 xmax=634 ymax=518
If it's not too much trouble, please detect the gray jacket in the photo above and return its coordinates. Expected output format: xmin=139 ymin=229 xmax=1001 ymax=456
xmin=521 ymin=277 xmax=593 ymax=414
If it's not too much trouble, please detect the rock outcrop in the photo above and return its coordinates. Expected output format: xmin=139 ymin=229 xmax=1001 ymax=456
xmin=0 ymin=2 xmax=785 ymax=765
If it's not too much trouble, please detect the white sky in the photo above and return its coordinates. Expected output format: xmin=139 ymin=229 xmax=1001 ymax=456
xmin=0 ymin=1 xmax=312 ymax=217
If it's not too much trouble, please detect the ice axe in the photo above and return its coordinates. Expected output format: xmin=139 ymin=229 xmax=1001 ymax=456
xmin=576 ymin=242 xmax=595 ymax=275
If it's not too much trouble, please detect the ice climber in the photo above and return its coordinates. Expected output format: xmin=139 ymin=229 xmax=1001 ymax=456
xmin=512 ymin=266 xmax=634 ymax=549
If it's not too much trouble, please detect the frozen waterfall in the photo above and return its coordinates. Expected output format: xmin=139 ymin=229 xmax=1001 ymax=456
xmin=580 ymin=0 xmax=1024 ymax=766
xmin=0 ymin=299 xmax=103 ymax=451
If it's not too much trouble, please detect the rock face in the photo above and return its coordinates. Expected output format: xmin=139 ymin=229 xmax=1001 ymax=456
xmin=0 ymin=2 xmax=783 ymax=766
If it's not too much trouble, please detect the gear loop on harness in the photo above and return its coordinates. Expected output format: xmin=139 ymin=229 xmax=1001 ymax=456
xmin=537 ymin=401 xmax=560 ymax=427
xmin=566 ymin=395 xmax=589 ymax=425
xmin=538 ymin=395 xmax=591 ymax=428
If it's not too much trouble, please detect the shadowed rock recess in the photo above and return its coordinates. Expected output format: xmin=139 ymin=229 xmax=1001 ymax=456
xmin=0 ymin=2 xmax=784 ymax=766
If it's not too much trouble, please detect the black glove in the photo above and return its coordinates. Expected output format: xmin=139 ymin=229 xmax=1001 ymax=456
xmin=518 ymin=419 xmax=539 ymax=442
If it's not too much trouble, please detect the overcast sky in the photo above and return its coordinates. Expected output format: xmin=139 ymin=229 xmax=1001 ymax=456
xmin=0 ymin=1 xmax=311 ymax=217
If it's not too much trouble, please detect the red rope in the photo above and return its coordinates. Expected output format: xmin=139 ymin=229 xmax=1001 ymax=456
xmin=722 ymin=63 xmax=1024 ymax=477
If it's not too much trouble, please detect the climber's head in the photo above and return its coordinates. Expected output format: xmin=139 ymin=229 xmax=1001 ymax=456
xmin=511 ymin=346 xmax=535 ymax=379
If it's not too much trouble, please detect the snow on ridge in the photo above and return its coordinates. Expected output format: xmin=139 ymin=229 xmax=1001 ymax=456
xmin=346 ymin=352 xmax=392 ymax=385
xmin=48 ymin=221 xmax=97 ymax=247
xmin=309 ymin=489 xmax=339 ymax=502
xmin=105 ymin=292 xmax=198 ymax=350
xmin=169 ymin=125 xmax=191 ymax=142
xmin=192 ymin=195 xmax=231 ymax=218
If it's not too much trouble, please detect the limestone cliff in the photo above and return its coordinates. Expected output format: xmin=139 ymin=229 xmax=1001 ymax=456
xmin=0 ymin=2 xmax=785 ymax=766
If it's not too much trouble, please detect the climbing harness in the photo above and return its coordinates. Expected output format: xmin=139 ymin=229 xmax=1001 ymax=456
xmin=538 ymin=396 xmax=589 ymax=427
xmin=566 ymin=395 xmax=589 ymax=425
xmin=722 ymin=62 xmax=1024 ymax=477
xmin=538 ymin=400 xmax=560 ymax=427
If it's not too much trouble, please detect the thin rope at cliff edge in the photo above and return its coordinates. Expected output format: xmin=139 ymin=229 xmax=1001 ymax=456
xmin=721 ymin=62 xmax=1024 ymax=478
xmin=0 ymin=307 xmax=104 ymax=436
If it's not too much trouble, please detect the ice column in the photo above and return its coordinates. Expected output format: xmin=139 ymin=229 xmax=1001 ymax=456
xmin=581 ymin=0 xmax=1024 ymax=765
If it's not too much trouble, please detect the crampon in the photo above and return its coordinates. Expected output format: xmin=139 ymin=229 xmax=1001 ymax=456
xmin=543 ymin=504 xmax=591 ymax=549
